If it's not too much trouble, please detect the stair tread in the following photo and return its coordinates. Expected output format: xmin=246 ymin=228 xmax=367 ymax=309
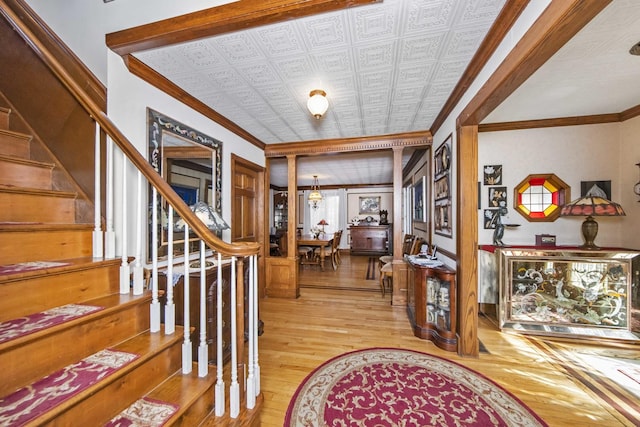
xmin=0 ymin=291 xmax=152 ymax=352
xmin=0 ymin=328 xmax=184 ymax=426
xmin=0 ymin=222 xmax=93 ymax=231
xmin=0 ymin=153 xmax=54 ymax=169
xmin=0 ymin=256 xmax=120 ymax=283
xmin=0 ymin=128 xmax=31 ymax=141
xmin=109 ymin=365 xmax=216 ymax=426
xmin=0 ymin=184 xmax=76 ymax=198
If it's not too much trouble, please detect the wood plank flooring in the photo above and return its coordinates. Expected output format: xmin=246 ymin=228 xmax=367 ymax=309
xmin=258 ymin=254 xmax=638 ymax=426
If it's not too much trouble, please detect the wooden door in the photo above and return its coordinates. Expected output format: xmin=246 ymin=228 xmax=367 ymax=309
xmin=231 ymin=154 xmax=263 ymax=243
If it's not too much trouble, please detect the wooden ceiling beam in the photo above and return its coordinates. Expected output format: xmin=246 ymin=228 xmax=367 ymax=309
xmin=264 ymin=130 xmax=431 ymax=157
xmin=459 ymin=0 xmax=612 ymax=127
xmin=106 ymin=0 xmax=379 ymax=55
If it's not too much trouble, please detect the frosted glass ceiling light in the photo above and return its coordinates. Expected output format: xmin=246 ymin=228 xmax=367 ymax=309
xmin=307 ymin=89 xmax=328 ymax=119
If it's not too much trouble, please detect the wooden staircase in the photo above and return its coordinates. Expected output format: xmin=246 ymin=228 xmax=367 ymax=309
xmin=0 ymin=106 xmax=222 ymax=425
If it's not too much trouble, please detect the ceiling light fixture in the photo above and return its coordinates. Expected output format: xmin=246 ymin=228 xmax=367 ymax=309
xmin=308 ymin=175 xmax=323 ymax=209
xmin=307 ymin=89 xmax=328 ymax=119
xmin=630 ymin=41 xmax=640 ymax=56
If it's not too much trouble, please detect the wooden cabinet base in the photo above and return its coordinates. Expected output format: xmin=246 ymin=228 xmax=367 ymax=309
xmin=407 ymin=263 xmax=457 ymax=352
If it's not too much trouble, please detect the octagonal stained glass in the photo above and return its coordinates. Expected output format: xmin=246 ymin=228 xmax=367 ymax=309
xmin=513 ymin=174 xmax=570 ymax=222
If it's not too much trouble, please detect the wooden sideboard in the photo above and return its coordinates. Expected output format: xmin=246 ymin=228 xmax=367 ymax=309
xmin=349 ymin=224 xmax=391 ymax=255
xmin=407 ymin=262 xmax=457 ymax=352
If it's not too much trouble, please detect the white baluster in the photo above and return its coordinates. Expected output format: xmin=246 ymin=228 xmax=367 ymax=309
xmin=104 ymin=135 xmax=115 ymax=258
xmin=92 ymin=121 xmax=103 ymax=258
xmin=198 ymin=240 xmax=208 ymax=377
xmin=150 ymin=187 xmax=160 ymax=333
xmin=246 ymin=255 xmax=256 ymax=409
xmin=164 ymin=205 xmax=175 ymax=334
xmin=253 ymin=254 xmax=261 ymax=395
xmin=132 ymin=171 xmax=144 ymax=295
xmin=182 ymin=222 xmax=192 ymax=374
xmin=230 ymin=256 xmax=239 ymax=418
xmin=214 ymin=251 xmax=225 ymax=416
xmin=119 ymin=153 xmax=130 ymax=294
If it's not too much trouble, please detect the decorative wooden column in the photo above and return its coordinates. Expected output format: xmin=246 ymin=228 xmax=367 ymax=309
xmin=265 ymin=155 xmax=299 ymax=298
xmin=391 ymin=146 xmax=407 ymax=306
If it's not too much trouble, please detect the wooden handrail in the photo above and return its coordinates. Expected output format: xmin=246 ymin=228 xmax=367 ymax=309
xmin=0 ymin=0 xmax=259 ymax=257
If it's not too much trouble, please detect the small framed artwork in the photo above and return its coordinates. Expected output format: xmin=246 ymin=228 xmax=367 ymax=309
xmin=359 ymin=196 xmax=381 ymax=215
xmin=434 ymin=201 xmax=452 ymax=237
xmin=483 ymin=165 xmax=502 ymax=185
xmin=435 ymin=175 xmax=450 ymax=201
xmin=434 ymin=134 xmax=452 ymax=178
xmin=484 ymin=209 xmax=499 ymax=229
xmin=488 ymin=186 xmax=507 ymax=208
xmin=581 ymin=180 xmax=611 ymax=199
xmin=413 ymin=177 xmax=427 ymax=222
xmin=171 ymin=184 xmax=198 ymax=205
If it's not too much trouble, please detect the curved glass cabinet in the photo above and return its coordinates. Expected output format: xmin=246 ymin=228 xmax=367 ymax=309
xmin=498 ymin=248 xmax=639 ymax=342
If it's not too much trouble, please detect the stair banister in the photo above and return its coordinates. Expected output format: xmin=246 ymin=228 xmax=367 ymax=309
xmin=93 ymin=121 xmax=103 ymax=258
xmin=1 ymin=1 xmax=261 ymax=420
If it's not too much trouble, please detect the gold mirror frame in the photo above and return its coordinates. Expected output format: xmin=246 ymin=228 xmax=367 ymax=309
xmin=513 ymin=173 xmax=570 ymax=222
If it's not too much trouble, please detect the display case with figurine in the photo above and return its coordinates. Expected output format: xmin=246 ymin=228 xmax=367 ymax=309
xmin=498 ymin=248 xmax=640 ymax=342
xmin=407 ymin=262 xmax=457 ymax=352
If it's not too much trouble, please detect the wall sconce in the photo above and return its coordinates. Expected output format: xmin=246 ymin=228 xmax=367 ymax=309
xmin=307 ymin=89 xmax=328 ymax=119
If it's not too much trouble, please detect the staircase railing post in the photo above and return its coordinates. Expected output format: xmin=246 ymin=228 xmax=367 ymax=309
xmin=198 ymin=240 xmax=208 ymax=377
xmin=119 ymin=151 xmax=130 ymax=294
xmin=132 ymin=171 xmax=144 ymax=295
xmin=105 ymin=135 xmax=116 ymax=258
xmin=92 ymin=120 xmax=103 ymax=258
xmin=182 ymin=222 xmax=192 ymax=374
xmin=214 ymin=251 xmax=226 ymax=416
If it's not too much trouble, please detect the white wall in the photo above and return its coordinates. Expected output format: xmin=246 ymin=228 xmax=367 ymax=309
xmin=478 ymin=123 xmax=624 ymax=247
xmin=619 ymin=116 xmax=640 ymax=249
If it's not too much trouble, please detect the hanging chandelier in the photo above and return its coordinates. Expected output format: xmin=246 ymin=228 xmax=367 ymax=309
xmin=308 ymin=175 xmax=323 ymax=209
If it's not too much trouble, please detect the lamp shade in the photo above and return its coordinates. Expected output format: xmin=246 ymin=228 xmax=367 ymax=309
xmin=560 ymin=196 xmax=625 ymax=217
xmin=308 ymin=175 xmax=323 ymax=209
xmin=307 ymin=89 xmax=328 ymax=119
xmin=560 ymin=195 xmax=625 ymax=249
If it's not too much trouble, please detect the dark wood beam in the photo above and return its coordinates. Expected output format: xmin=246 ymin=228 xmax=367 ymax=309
xmin=106 ymin=0 xmax=379 ymax=56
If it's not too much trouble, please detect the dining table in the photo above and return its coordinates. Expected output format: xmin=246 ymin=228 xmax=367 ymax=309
xmin=297 ymin=233 xmax=332 ymax=271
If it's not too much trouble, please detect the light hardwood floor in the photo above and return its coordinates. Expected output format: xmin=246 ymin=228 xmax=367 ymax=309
xmin=258 ymin=254 xmax=638 ymax=426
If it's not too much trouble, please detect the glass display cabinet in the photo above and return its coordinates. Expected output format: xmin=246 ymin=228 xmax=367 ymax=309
xmin=498 ymin=249 xmax=640 ymax=341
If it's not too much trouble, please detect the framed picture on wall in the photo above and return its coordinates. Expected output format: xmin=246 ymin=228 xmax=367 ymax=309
xmin=359 ymin=196 xmax=381 ymax=215
xmin=413 ymin=176 xmax=427 ymax=222
xmin=581 ymin=180 xmax=611 ymax=199
xmin=488 ymin=186 xmax=507 ymax=208
xmin=434 ymin=201 xmax=452 ymax=237
xmin=483 ymin=165 xmax=502 ymax=185
xmin=434 ymin=134 xmax=452 ymax=178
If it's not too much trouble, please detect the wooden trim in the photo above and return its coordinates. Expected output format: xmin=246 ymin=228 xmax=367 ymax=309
xmin=123 ymin=55 xmax=265 ymax=150
xmin=478 ymin=113 xmax=620 ymax=132
xmin=264 ymin=131 xmax=431 ymax=157
xmin=1 ymin=0 xmax=106 ymax=110
xmin=620 ymin=104 xmax=640 ymax=122
xmin=430 ymin=0 xmax=529 ymax=135
xmin=456 ymin=125 xmax=479 ymax=358
xmin=479 ymin=103 xmax=640 ymax=132
xmin=106 ymin=0 xmax=379 ymax=56
xmin=459 ymin=0 xmax=611 ymax=127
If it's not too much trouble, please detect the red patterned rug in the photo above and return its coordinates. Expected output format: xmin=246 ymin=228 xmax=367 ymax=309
xmin=0 ymin=261 xmax=70 ymax=275
xmin=285 ymin=348 xmax=547 ymax=426
xmin=0 ymin=349 xmax=139 ymax=425
xmin=0 ymin=304 xmax=104 ymax=344
xmin=105 ymin=397 xmax=179 ymax=426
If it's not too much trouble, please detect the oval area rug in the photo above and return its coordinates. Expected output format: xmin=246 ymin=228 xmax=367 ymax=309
xmin=285 ymin=348 xmax=547 ymax=426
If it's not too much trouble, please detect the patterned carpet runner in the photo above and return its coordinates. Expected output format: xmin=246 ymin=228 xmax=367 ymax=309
xmin=286 ymin=347 xmax=547 ymax=426
xmin=0 ymin=349 xmax=139 ymax=425
xmin=0 ymin=261 xmax=70 ymax=275
xmin=0 ymin=304 xmax=104 ymax=345
xmin=105 ymin=397 xmax=179 ymax=427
